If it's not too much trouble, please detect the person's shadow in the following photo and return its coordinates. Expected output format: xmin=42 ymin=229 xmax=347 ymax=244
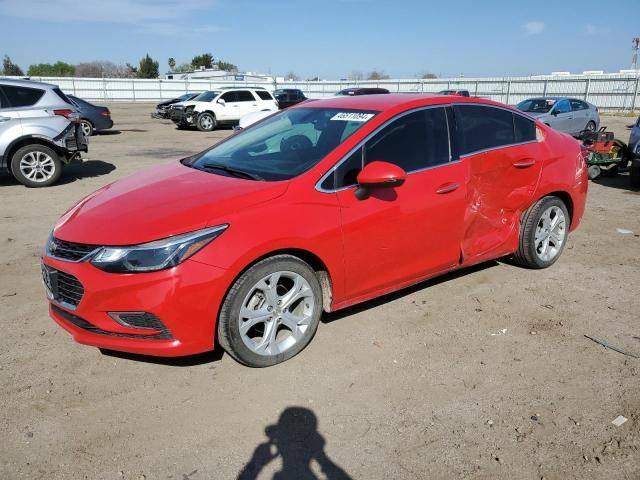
xmin=238 ymin=407 xmax=352 ymax=480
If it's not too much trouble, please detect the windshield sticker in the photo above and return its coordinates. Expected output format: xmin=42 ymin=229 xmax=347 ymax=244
xmin=330 ymin=112 xmax=375 ymax=122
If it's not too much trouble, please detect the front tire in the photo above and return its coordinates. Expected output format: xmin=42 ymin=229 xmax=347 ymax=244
xmin=514 ymin=196 xmax=570 ymax=269
xmin=217 ymin=255 xmax=323 ymax=367
xmin=197 ymin=112 xmax=216 ymax=132
xmin=11 ymin=144 xmax=62 ymax=187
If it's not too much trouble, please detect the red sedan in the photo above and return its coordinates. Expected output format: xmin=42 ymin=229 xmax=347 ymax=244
xmin=43 ymin=94 xmax=588 ymax=367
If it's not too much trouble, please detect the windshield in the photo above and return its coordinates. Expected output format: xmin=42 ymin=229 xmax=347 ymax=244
xmin=193 ymin=91 xmax=220 ymax=102
xmin=178 ymin=93 xmax=197 ymax=101
xmin=188 ymin=107 xmax=379 ymax=181
xmin=517 ymin=98 xmax=555 ymax=113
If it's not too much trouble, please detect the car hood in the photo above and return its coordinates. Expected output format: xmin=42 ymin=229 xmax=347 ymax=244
xmin=53 ymin=161 xmax=288 ymax=245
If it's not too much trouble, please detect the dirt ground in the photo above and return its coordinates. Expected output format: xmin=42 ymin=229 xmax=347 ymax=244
xmin=0 ymin=105 xmax=638 ymax=480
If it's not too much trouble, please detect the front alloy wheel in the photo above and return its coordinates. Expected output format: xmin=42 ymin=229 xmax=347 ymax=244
xmin=197 ymin=112 xmax=216 ymax=132
xmin=217 ymin=255 xmax=323 ymax=367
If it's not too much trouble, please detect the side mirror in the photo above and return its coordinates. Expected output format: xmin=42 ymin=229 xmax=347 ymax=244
xmin=355 ymin=161 xmax=406 ymax=199
xmin=217 ymin=99 xmax=226 ymax=106
xmin=551 ymin=109 xmax=559 ymax=116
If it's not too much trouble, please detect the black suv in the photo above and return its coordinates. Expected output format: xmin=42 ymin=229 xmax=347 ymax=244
xmin=273 ymin=89 xmax=307 ymax=109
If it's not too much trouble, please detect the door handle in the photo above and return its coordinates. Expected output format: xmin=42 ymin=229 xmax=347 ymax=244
xmin=435 ymin=182 xmax=460 ymax=194
xmin=512 ymin=159 xmax=536 ymax=168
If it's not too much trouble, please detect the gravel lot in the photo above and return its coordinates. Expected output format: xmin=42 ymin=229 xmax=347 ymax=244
xmin=0 ymin=104 xmax=638 ymax=480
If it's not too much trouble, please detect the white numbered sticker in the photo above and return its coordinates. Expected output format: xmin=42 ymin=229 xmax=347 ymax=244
xmin=330 ymin=112 xmax=374 ymax=122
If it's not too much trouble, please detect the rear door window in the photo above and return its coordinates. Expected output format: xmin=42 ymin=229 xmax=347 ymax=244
xmin=513 ymin=114 xmax=536 ymax=143
xmin=236 ymin=91 xmax=256 ymax=102
xmin=454 ymin=105 xmax=516 ymax=155
xmin=569 ymin=99 xmax=587 ymax=111
xmin=2 ymin=85 xmax=45 ymax=107
xmin=256 ymin=91 xmax=273 ymax=101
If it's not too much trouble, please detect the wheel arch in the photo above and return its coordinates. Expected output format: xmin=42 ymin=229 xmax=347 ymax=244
xmin=5 ymin=136 xmax=64 ymax=174
xmin=223 ymin=248 xmax=334 ymax=314
xmin=527 ymin=190 xmax=574 ymax=226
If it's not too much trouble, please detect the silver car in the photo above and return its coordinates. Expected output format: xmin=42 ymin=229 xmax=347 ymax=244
xmin=516 ymin=97 xmax=600 ymax=136
xmin=0 ymin=78 xmax=88 ymax=187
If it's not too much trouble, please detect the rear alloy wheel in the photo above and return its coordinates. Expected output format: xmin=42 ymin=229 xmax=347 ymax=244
xmin=217 ymin=255 xmax=323 ymax=367
xmin=514 ymin=196 xmax=570 ymax=269
xmin=585 ymin=121 xmax=596 ymax=132
xmin=80 ymin=119 xmax=94 ymax=137
xmin=197 ymin=112 xmax=216 ymax=132
xmin=11 ymin=144 xmax=62 ymax=187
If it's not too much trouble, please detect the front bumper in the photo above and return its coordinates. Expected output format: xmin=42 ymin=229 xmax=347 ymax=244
xmin=169 ymin=108 xmax=197 ymax=126
xmin=43 ymin=255 xmax=229 ymax=357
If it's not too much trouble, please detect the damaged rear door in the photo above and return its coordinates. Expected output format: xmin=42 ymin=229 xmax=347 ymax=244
xmin=453 ymin=105 xmax=543 ymax=262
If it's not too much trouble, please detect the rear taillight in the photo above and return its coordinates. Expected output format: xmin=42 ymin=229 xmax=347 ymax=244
xmin=100 ymin=111 xmax=110 ymax=117
xmin=53 ymin=109 xmax=80 ymax=123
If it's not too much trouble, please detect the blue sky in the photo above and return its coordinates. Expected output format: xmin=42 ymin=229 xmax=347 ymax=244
xmin=1 ymin=0 xmax=638 ymax=78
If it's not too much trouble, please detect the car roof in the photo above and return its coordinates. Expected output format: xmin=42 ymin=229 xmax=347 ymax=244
xmin=0 ymin=77 xmax=59 ymax=89
xmin=301 ymin=93 xmax=508 ymax=111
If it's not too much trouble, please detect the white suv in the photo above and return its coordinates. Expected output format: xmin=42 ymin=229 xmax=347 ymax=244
xmin=0 ymin=78 xmax=88 ymax=187
xmin=169 ymin=87 xmax=278 ymax=131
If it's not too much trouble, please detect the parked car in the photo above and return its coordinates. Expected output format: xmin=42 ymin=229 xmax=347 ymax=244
xmin=630 ymin=116 xmax=640 ymax=188
xmin=438 ymin=89 xmax=470 ymax=97
xmin=335 ymin=87 xmax=390 ymax=96
xmin=273 ymin=89 xmax=307 ymax=109
xmin=236 ymin=110 xmax=275 ymax=130
xmin=516 ymin=97 xmax=600 ymax=136
xmin=0 ymin=78 xmax=88 ymax=187
xmin=153 ymin=92 xmax=201 ymax=119
xmin=43 ymin=94 xmax=587 ymax=367
xmin=169 ymin=87 xmax=278 ymax=131
xmin=67 ymin=95 xmax=113 ymax=136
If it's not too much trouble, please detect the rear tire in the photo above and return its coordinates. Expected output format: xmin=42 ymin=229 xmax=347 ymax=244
xmin=585 ymin=120 xmax=596 ymax=132
xmin=514 ymin=196 xmax=570 ymax=269
xmin=80 ymin=119 xmax=94 ymax=137
xmin=197 ymin=112 xmax=216 ymax=132
xmin=587 ymin=164 xmax=601 ymax=180
xmin=217 ymin=255 xmax=323 ymax=367
xmin=11 ymin=144 xmax=62 ymax=188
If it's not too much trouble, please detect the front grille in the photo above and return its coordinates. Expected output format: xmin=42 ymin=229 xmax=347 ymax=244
xmin=52 ymin=305 xmax=172 ymax=340
xmin=49 ymin=237 xmax=99 ymax=261
xmin=42 ymin=265 xmax=84 ymax=307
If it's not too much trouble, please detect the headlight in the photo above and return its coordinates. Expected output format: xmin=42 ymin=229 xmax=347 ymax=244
xmin=91 ymin=225 xmax=228 ymax=273
xmin=184 ymin=105 xmax=195 ymax=113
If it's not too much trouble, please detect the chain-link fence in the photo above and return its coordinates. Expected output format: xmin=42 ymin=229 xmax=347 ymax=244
xmin=18 ymin=73 xmax=640 ymax=111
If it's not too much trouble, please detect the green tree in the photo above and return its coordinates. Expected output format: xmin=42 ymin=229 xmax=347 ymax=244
xmin=168 ymin=57 xmax=176 ymax=71
xmin=191 ymin=53 xmax=214 ymax=69
xmin=217 ymin=60 xmax=238 ymax=73
xmin=137 ymin=54 xmax=159 ymax=79
xmin=173 ymin=63 xmax=192 ymax=73
xmin=366 ymin=69 xmax=389 ymax=80
xmin=2 ymin=55 xmax=24 ymax=76
xmin=420 ymin=72 xmax=437 ymax=79
xmin=27 ymin=61 xmax=75 ymax=77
